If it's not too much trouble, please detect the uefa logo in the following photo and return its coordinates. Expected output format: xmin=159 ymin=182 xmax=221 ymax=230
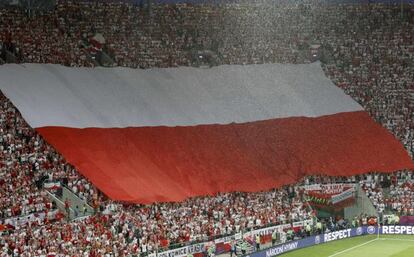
xmin=367 ymin=226 xmax=376 ymax=234
xmin=356 ymin=227 xmax=363 ymax=235
xmin=315 ymin=235 xmax=320 ymax=244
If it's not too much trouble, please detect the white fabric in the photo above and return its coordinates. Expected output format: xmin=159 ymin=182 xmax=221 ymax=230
xmin=0 ymin=63 xmax=362 ymax=128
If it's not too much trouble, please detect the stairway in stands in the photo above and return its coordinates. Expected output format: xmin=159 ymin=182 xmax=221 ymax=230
xmin=46 ymin=185 xmax=95 ymax=220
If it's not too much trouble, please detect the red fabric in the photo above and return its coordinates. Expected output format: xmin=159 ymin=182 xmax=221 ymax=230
xmin=37 ymin=111 xmax=414 ymax=203
xmin=262 ymin=235 xmax=272 ymax=244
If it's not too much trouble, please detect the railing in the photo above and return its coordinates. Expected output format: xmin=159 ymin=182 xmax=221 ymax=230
xmin=0 ymin=208 xmax=61 ymax=233
xmin=43 ymin=179 xmax=94 ymax=220
xmin=5 ymin=50 xmax=17 ymax=63
xmin=99 ymin=51 xmax=115 ymax=67
xmin=46 ymin=190 xmax=76 ymax=219
xmin=61 ymin=186 xmax=94 ymax=214
xmin=0 ymin=208 xmax=57 ymax=225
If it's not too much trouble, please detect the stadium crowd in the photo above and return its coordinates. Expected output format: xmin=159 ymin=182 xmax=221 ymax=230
xmin=0 ymin=94 xmax=55 ymax=220
xmin=0 ymin=92 xmax=97 ymax=222
xmin=1 ymin=92 xmax=412 ymax=256
xmin=362 ymin=170 xmax=414 ymax=216
xmin=387 ymin=181 xmax=414 ymax=215
xmin=0 ymin=0 xmax=414 ymax=256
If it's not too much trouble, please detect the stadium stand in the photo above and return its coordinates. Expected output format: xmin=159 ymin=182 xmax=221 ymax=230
xmin=0 ymin=0 xmax=413 ymax=256
xmin=0 ymin=1 xmax=413 ymax=155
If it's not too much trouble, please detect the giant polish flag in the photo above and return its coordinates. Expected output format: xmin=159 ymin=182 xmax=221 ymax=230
xmin=0 ymin=63 xmax=412 ymax=203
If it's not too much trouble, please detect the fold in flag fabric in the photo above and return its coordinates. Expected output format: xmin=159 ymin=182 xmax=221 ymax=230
xmin=0 ymin=63 xmax=412 ymax=203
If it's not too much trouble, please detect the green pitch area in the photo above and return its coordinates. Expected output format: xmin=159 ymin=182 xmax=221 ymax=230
xmin=279 ymin=235 xmax=414 ymax=257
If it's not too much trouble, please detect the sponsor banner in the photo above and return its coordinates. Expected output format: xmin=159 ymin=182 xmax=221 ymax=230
xmin=158 ymin=243 xmax=205 ymax=257
xmin=157 ymin=225 xmax=414 ymax=257
xmin=331 ymin=188 xmax=355 ymax=204
xmin=249 ymin=227 xmax=380 ymax=257
xmin=381 ymin=225 xmax=414 ymax=235
xmin=323 ymin=229 xmax=352 ymax=242
xmin=358 ymin=224 xmax=414 ymax=235
xmin=263 ymin=241 xmax=299 ymax=257
xmin=153 ymin=225 xmax=412 ymax=257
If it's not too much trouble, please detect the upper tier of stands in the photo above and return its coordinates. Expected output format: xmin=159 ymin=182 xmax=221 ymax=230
xmin=1 ymin=1 xmax=413 ymax=156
